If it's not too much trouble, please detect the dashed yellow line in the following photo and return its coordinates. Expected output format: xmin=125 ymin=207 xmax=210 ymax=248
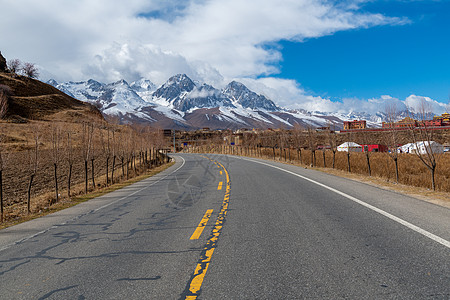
xmin=217 ymin=181 xmax=223 ymax=190
xmin=181 ymin=160 xmax=231 ymax=299
xmin=190 ymin=209 xmax=214 ymax=240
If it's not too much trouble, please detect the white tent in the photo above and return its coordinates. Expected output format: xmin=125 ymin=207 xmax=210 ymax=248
xmin=337 ymin=142 xmax=363 ymax=152
xmin=413 ymin=141 xmax=444 ymax=154
xmin=398 ymin=141 xmax=444 ymax=154
xmin=398 ymin=143 xmax=415 ymax=153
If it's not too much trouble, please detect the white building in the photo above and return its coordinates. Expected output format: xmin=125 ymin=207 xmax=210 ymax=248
xmin=337 ymin=142 xmax=363 ymax=152
xmin=398 ymin=141 xmax=444 ymax=154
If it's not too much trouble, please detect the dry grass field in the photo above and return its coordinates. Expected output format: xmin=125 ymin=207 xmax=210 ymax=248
xmin=189 ymin=143 xmax=450 ymax=196
xmin=0 ymin=120 xmax=169 ymax=224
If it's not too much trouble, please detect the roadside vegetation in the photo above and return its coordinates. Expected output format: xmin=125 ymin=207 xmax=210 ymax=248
xmin=182 ymin=128 xmax=450 ymax=195
xmin=0 ymin=120 xmax=172 ymax=225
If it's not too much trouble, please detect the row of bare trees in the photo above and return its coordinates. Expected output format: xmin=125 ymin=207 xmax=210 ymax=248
xmin=0 ymin=122 xmax=170 ymax=222
xmin=186 ymin=99 xmax=446 ymax=191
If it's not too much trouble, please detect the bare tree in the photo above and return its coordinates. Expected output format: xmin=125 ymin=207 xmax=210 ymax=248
xmin=91 ymin=127 xmax=97 ymax=190
xmin=100 ymin=127 xmax=111 ymax=186
xmin=27 ymin=127 xmax=40 ymax=214
xmin=307 ymin=126 xmax=316 ymax=167
xmin=7 ymin=59 xmax=21 ymax=74
xmin=326 ymin=122 xmax=338 ymax=168
xmin=345 ymin=132 xmax=353 ymax=173
xmin=111 ymin=128 xmax=117 ymax=184
xmin=22 ymin=62 xmax=39 ymax=78
xmin=359 ymin=131 xmax=373 ymax=176
xmin=0 ymin=85 xmax=11 ymax=119
xmin=384 ymin=102 xmax=400 ymax=183
xmin=408 ymin=99 xmax=441 ymax=190
xmin=66 ymin=130 xmax=74 ymax=198
xmin=51 ymin=125 xmax=61 ymax=204
xmin=82 ymin=122 xmax=94 ymax=194
xmin=0 ymin=129 xmax=10 ymax=222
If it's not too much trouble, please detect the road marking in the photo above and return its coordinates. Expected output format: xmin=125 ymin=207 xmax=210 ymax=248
xmin=220 ymin=170 xmax=223 ymax=175
xmin=239 ymin=157 xmax=450 ymax=249
xmin=181 ymin=160 xmax=231 ymax=299
xmin=190 ymin=209 xmax=214 ymax=240
xmin=217 ymin=181 xmax=223 ymax=190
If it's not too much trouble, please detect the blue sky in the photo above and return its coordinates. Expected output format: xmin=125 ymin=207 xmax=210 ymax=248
xmin=1 ymin=0 xmax=448 ymax=114
xmin=276 ymin=0 xmax=450 ymax=103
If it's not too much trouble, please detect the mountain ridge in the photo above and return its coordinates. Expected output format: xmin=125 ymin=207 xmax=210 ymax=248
xmin=48 ymin=74 xmax=383 ymax=130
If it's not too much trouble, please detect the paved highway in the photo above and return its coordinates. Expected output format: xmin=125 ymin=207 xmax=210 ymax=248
xmin=0 ymin=154 xmax=449 ymax=299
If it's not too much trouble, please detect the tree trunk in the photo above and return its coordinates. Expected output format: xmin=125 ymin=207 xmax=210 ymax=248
xmin=111 ymin=156 xmax=116 ymax=184
xmin=27 ymin=173 xmax=35 ymax=214
xmin=91 ymin=159 xmax=95 ymax=190
xmin=346 ymin=152 xmax=351 ymax=173
xmin=322 ymin=151 xmax=326 ymax=168
xmin=366 ymin=153 xmax=371 ymax=176
xmin=394 ymin=157 xmax=399 ymax=183
xmin=332 ymin=151 xmax=336 ymax=169
xmin=273 ymin=147 xmax=275 ymax=160
xmin=126 ymin=159 xmax=129 ymax=180
xmin=84 ymin=160 xmax=88 ymax=194
xmin=67 ymin=164 xmax=72 ymax=198
xmin=53 ymin=163 xmax=58 ymax=204
xmin=431 ymin=165 xmax=436 ymax=191
xmin=121 ymin=157 xmax=125 ymax=177
xmin=106 ymin=157 xmax=109 ymax=186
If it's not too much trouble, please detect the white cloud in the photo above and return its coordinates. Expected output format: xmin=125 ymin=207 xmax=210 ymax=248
xmin=81 ymin=42 xmax=223 ymax=86
xmin=404 ymin=95 xmax=447 ymax=114
xmin=0 ymin=0 xmax=403 ymax=81
xmin=0 ymin=0 xmax=417 ymax=114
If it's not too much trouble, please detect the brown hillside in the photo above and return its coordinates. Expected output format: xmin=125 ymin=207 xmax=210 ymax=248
xmin=0 ymin=73 xmax=103 ymax=122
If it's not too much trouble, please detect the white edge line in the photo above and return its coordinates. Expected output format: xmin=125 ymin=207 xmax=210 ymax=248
xmin=239 ymin=156 xmax=450 ymax=249
xmin=0 ymin=156 xmax=186 ymax=252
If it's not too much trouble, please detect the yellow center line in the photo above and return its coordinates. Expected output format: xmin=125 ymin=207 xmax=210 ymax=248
xmin=217 ymin=181 xmax=223 ymax=190
xmin=220 ymin=170 xmax=223 ymax=175
xmin=181 ymin=160 xmax=231 ymax=299
xmin=190 ymin=209 xmax=214 ymax=240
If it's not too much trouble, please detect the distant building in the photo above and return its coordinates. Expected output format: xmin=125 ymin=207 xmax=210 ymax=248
xmin=382 ymin=117 xmax=417 ymax=129
xmin=433 ymin=113 xmax=450 ymax=126
xmin=337 ymin=142 xmax=363 ymax=152
xmin=343 ymin=120 xmax=366 ymax=130
xmin=361 ymin=144 xmax=388 ymax=153
xmin=383 ymin=114 xmax=450 ymax=129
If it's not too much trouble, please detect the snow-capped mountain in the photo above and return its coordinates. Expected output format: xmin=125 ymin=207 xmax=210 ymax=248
xmin=223 ymin=81 xmax=278 ymax=111
xmin=48 ymin=74 xmax=365 ymax=129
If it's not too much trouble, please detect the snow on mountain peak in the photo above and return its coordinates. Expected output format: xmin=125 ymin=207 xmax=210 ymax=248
xmin=50 ymin=74 xmax=382 ymax=129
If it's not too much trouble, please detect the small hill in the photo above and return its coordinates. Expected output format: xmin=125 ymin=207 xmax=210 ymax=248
xmin=0 ymin=72 xmax=103 ymax=123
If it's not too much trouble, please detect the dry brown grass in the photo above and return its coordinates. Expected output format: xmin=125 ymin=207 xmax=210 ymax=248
xmin=192 ymin=145 xmax=450 ymax=205
xmin=0 ymin=162 xmax=174 ymax=230
xmin=0 ymin=119 xmax=169 ymax=224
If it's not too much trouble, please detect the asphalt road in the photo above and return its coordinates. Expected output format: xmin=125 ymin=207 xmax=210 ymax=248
xmin=0 ymin=153 xmax=449 ymax=299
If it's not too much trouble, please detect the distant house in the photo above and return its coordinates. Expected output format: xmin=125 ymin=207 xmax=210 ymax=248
xmin=382 ymin=117 xmax=417 ymax=129
xmin=433 ymin=113 xmax=450 ymax=126
xmin=343 ymin=120 xmax=366 ymax=130
xmin=398 ymin=141 xmax=444 ymax=154
xmin=337 ymin=142 xmax=363 ymax=152
xmin=361 ymin=144 xmax=388 ymax=153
